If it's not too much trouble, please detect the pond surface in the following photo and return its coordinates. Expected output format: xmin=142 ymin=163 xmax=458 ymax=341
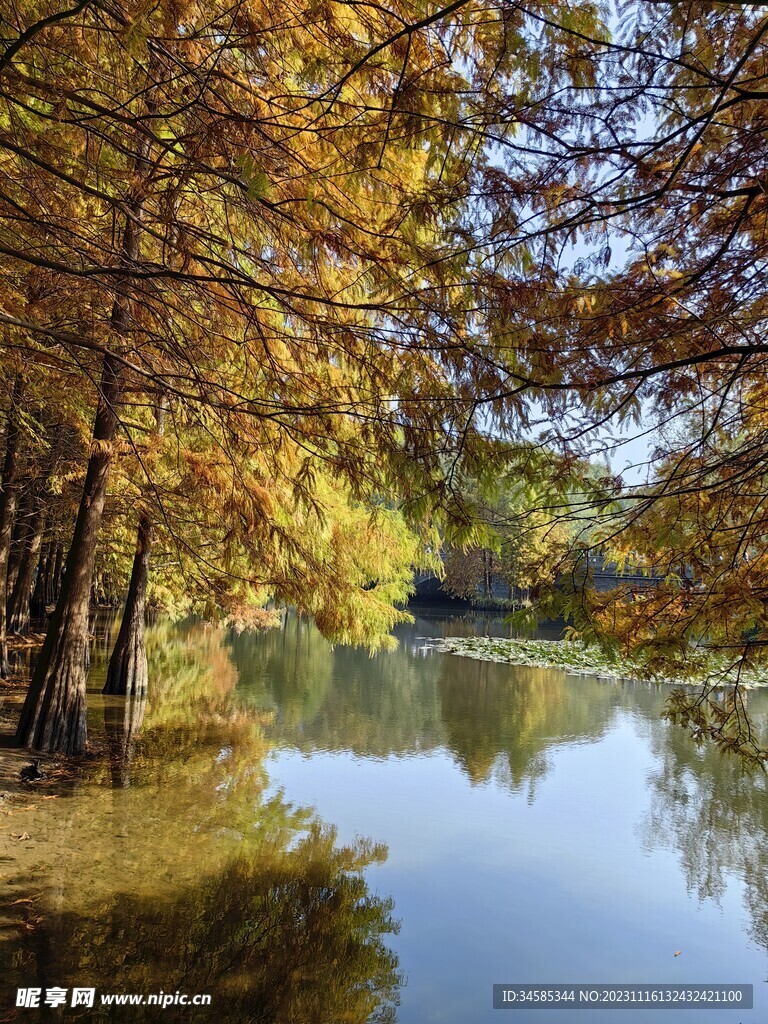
xmin=1 ymin=608 xmax=767 ymax=1022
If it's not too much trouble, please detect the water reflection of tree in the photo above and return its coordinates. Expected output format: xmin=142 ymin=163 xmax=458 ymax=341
xmin=128 ymin=622 xmax=268 ymax=781
xmin=640 ymin=698 xmax=768 ymax=954
xmin=436 ymin=659 xmax=619 ymax=794
xmin=227 ymin=613 xmax=335 ymax=729
xmin=16 ymin=826 xmax=400 ymax=1024
xmin=103 ymin=693 xmax=147 ymax=787
xmin=229 ymin=614 xmax=445 ymax=757
xmin=145 ymin=621 xmax=241 ymax=715
xmin=3 ymin=623 xmax=401 ymax=1023
xmin=228 ymin=613 xmax=629 ymax=791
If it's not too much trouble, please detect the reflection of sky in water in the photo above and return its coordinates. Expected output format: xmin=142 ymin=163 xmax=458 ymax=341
xmin=266 ymin=739 xmax=762 ymax=1023
xmin=251 ymin=613 xmax=768 ymax=1024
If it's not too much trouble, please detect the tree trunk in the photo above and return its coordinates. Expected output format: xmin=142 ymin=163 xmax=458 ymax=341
xmin=16 ymin=349 xmax=124 ymax=753
xmin=30 ymin=541 xmax=50 ymax=619
xmin=103 ymin=395 xmax=165 ymax=696
xmin=6 ymin=492 xmax=29 ymax=599
xmin=103 ymin=516 xmax=151 ymax=696
xmin=7 ymin=424 xmax=58 ymax=635
xmin=7 ymin=509 xmax=45 ymax=634
xmin=0 ymin=375 xmax=24 ymax=677
xmin=16 ymin=103 xmax=150 ymax=752
xmin=50 ymin=541 xmax=64 ymax=602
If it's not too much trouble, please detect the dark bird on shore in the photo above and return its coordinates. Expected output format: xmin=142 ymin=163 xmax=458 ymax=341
xmin=19 ymin=760 xmax=45 ymax=783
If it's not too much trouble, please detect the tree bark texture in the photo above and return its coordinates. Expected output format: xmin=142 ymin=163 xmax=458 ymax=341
xmin=16 ymin=349 xmax=124 ymax=752
xmin=16 ymin=105 xmax=149 ymax=751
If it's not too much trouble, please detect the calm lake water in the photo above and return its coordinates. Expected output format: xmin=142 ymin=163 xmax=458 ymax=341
xmin=1 ymin=608 xmax=767 ymax=1022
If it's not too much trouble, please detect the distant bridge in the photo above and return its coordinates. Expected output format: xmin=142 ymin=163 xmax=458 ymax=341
xmin=412 ymin=553 xmax=667 ymax=605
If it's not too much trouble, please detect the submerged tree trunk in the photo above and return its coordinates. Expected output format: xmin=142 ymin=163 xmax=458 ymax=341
xmin=103 ymin=516 xmax=151 ymax=696
xmin=16 ymin=349 xmax=124 ymax=753
xmin=0 ymin=376 xmax=24 ymax=677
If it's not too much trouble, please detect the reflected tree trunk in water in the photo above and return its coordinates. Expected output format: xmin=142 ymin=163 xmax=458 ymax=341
xmin=104 ymin=693 xmax=147 ymax=787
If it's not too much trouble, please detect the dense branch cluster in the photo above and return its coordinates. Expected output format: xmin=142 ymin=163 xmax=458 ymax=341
xmin=1 ymin=0 xmax=768 ymax=755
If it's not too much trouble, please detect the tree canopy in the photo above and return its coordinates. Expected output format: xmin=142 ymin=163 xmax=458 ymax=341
xmin=2 ymin=0 xmax=768 ymax=755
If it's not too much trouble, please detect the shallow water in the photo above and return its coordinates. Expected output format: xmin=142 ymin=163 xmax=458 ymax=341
xmin=1 ymin=609 xmax=767 ymax=1022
